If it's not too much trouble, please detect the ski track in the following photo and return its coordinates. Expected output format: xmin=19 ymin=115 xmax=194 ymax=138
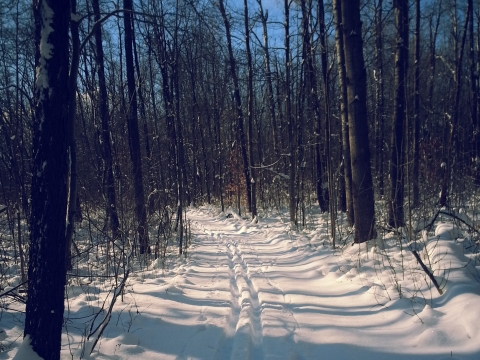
xmin=190 ymin=208 xmax=302 ymax=360
xmin=181 ymin=207 xmax=480 ymax=360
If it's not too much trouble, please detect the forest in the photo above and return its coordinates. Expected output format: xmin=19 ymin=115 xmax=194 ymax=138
xmin=1 ymin=0 xmax=480 ymax=359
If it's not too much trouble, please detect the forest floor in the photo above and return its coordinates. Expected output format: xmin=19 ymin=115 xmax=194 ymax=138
xmin=3 ymin=205 xmax=480 ymax=359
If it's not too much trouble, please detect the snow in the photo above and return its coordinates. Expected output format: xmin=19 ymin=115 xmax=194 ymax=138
xmin=2 ymin=205 xmax=480 ymax=359
xmin=12 ymin=336 xmax=43 ymax=360
xmin=35 ymin=0 xmax=54 ymax=99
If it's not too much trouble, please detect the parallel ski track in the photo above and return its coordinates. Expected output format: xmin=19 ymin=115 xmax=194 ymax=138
xmin=192 ymin=209 xmax=303 ymax=360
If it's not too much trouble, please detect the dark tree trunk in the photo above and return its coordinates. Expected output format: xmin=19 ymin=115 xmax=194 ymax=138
xmin=439 ymin=0 xmax=470 ymax=207
xmin=93 ymin=0 xmax=120 ymax=238
xmin=24 ymin=0 xmax=70 ymax=358
xmin=257 ymin=0 xmax=278 ymax=155
xmin=132 ymin=18 xmax=154 ymax=214
xmin=333 ymin=0 xmax=354 ymax=226
xmin=318 ymin=0 xmax=336 ymax=244
xmin=124 ymin=0 xmax=149 ymax=253
xmin=374 ymin=0 xmax=385 ymax=197
xmin=340 ymin=0 xmax=376 ymax=243
xmin=65 ymin=0 xmax=80 ymax=270
xmin=219 ymin=0 xmax=252 ymax=215
xmin=468 ymin=0 xmax=480 ymax=185
xmin=284 ymin=0 xmax=296 ymax=224
xmin=412 ymin=0 xmax=421 ymax=208
xmin=388 ymin=0 xmax=409 ymax=228
xmin=244 ymin=0 xmax=257 ymax=218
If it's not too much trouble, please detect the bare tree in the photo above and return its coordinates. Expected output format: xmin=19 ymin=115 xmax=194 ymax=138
xmin=244 ymin=0 xmax=257 ymax=218
xmin=285 ymin=0 xmax=296 ymax=224
xmin=93 ymin=0 xmax=120 ymax=237
xmin=333 ymin=0 xmax=354 ymax=226
xmin=218 ymin=0 xmax=252 ymax=215
xmin=123 ymin=0 xmax=149 ymax=253
xmin=388 ymin=0 xmax=409 ymax=228
xmin=412 ymin=0 xmax=421 ymax=208
xmin=23 ymin=0 xmax=70 ymax=358
xmin=439 ymin=0 xmax=470 ymax=207
xmin=339 ymin=0 xmax=376 ymax=242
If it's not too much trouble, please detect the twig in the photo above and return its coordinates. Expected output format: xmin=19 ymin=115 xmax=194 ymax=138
xmin=83 ymin=247 xmax=133 ymax=356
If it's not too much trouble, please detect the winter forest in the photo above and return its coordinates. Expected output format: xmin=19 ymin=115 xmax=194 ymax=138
xmin=1 ymin=0 xmax=480 ymax=359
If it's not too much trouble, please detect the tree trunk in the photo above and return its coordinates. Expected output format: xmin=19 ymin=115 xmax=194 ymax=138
xmin=257 ymin=0 xmax=278 ymax=156
xmin=374 ymin=0 xmax=385 ymax=197
xmin=388 ymin=0 xmax=409 ymax=228
xmin=24 ymin=0 xmax=70 ymax=358
xmin=333 ymin=0 xmax=354 ymax=226
xmin=439 ymin=0 xmax=470 ymax=207
xmin=132 ymin=18 xmax=154 ymax=214
xmin=284 ymin=0 xmax=296 ymax=225
xmin=219 ymin=0 xmax=252 ymax=216
xmin=124 ymin=0 xmax=149 ymax=254
xmin=93 ymin=0 xmax=120 ymax=238
xmin=64 ymin=0 xmax=80 ymax=270
xmin=340 ymin=0 xmax=376 ymax=243
xmin=244 ymin=0 xmax=257 ymax=218
xmin=468 ymin=0 xmax=480 ymax=185
xmin=318 ymin=0 xmax=336 ymax=244
xmin=412 ymin=0 xmax=421 ymax=208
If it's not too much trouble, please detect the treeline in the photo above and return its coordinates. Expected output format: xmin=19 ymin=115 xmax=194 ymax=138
xmin=1 ymin=0 xmax=479 ymax=255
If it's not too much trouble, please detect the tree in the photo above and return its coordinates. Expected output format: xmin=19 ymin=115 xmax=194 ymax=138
xmin=22 ymin=0 xmax=70 ymax=358
xmin=339 ymin=0 xmax=376 ymax=242
xmin=218 ymin=0 xmax=252 ymax=215
xmin=123 ymin=0 xmax=149 ymax=254
xmin=412 ymin=0 xmax=421 ymax=208
xmin=285 ymin=0 xmax=296 ymax=225
xmin=333 ymin=0 xmax=354 ymax=226
xmin=93 ymin=0 xmax=120 ymax=238
xmin=373 ymin=0 xmax=385 ymax=197
xmin=244 ymin=0 xmax=257 ymax=219
xmin=468 ymin=0 xmax=480 ymax=185
xmin=388 ymin=0 xmax=409 ymax=228
xmin=439 ymin=0 xmax=469 ymax=207
xmin=317 ymin=0 xmax=336 ymax=243
xmin=257 ymin=0 xmax=279 ymax=156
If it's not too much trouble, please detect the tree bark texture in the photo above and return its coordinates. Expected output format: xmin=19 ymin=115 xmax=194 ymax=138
xmin=284 ymin=0 xmax=296 ymax=225
xmin=412 ymin=0 xmax=421 ymax=208
xmin=24 ymin=0 xmax=70 ymax=358
xmin=333 ymin=0 xmax=354 ymax=226
xmin=439 ymin=0 xmax=470 ymax=207
xmin=340 ymin=0 xmax=376 ymax=242
xmin=93 ymin=0 xmax=120 ymax=238
xmin=124 ymin=0 xmax=149 ymax=253
xmin=245 ymin=0 xmax=257 ymax=218
xmin=388 ymin=0 xmax=409 ymax=228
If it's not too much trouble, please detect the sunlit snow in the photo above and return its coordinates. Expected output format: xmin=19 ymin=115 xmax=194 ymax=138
xmin=3 ymin=205 xmax=480 ymax=359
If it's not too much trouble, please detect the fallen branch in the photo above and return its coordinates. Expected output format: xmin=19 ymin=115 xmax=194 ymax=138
xmin=0 ymin=281 xmax=28 ymax=302
xmin=412 ymin=209 xmax=440 ymax=234
xmin=414 ymin=209 xmax=480 ymax=236
xmin=411 ymin=250 xmax=443 ymax=295
xmin=438 ymin=210 xmax=480 ymax=236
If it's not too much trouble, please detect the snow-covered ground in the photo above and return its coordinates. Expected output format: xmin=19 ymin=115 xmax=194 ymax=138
xmin=3 ymin=205 xmax=480 ymax=359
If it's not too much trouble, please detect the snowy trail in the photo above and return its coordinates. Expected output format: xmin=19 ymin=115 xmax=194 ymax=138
xmin=189 ymin=208 xmax=386 ymax=359
xmin=9 ymin=205 xmax=475 ymax=359
xmin=167 ymin=206 xmax=479 ymax=360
